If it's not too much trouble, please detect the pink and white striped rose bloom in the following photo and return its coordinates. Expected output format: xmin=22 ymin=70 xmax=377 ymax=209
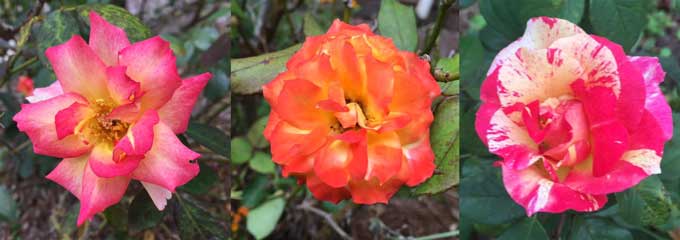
xmin=475 ymin=17 xmax=673 ymax=215
xmin=13 ymin=12 xmax=211 ymax=225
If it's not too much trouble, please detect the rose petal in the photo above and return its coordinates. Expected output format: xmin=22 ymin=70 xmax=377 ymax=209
xmin=130 ymin=122 xmax=199 ymax=191
xmin=45 ymin=35 xmax=110 ymax=101
xmin=88 ymin=12 xmax=130 ymax=66
xmin=157 ymin=73 xmax=211 ymax=133
xmin=77 ymin=161 xmax=130 ymax=226
xmin=118 ymin=36 xmax=181 ymax=110
xmin=14 ymin=94 xmax=92 ymax=157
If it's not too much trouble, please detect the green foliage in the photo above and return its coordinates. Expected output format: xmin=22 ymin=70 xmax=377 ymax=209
xmin=0 ymin=186 xmax=18 ymax=223
xmin=479 ymin=0 xmax=585 ymax=40
xmin=497 ymin=217 xmax=549 ymax=240
xmin=128 ymin=191 xmax=164 ymax=233
xmin=180 ymin=163 xmax=219 ymax=195
xmin=589 ymin=0 xmax=652 ymax=51
xmin=414 ymin=96 xmax=460 ymax=194
xmin=186 ymin=122 xmax=230 ymax=157
xmin=176 ymin=194 xmax=227 ymax=239
xmin=35 ymin=4 xmax=152 ymax=69
xmin=231 ymin=44 xmax=301 ymax=95
xmin=247 ymin=198 xmax=286 ymax=240
xmin=231 ymin=137 xmax=253 ymax=165
xmin=378 ymin=0 xmax=418 ymax=52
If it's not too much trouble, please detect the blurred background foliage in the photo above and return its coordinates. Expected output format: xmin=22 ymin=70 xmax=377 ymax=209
xmin=230 ymin=0 xmax=458 ymax=239
xmin=460 ymin=0 xmax=680 ymax=239
xmin=0 ymin=0 xmax=229 ymax=239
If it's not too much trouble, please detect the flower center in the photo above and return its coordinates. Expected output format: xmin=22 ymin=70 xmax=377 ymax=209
xmin=78 ymin=99 xmax=130 ymax=145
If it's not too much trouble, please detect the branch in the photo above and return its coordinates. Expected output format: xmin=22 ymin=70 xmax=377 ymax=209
xmin=422 ymin=0 xmax=455 ymax=54
xmin=297 ymin=201 xmax=352 ymax=240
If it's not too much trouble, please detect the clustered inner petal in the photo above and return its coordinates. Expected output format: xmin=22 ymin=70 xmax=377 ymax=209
xmin=77 ymin=99 xmax=130 ymax=147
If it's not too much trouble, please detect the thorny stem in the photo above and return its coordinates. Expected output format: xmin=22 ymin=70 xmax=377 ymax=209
xmin=423 ymin=0 xmax=456 ymax=55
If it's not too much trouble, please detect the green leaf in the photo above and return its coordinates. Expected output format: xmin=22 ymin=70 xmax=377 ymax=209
xmin=480 ymin=0 xmax=585 ymax=40
xmin=660 ymin=113 xmax=680 ymax=182
xmin=186 ymin=122 xmax=230 ymax=157
xmin=0 ymin=186 xmax=18 ymax=223
xmin=0 ymin=93 xmax=20 ymax=128
xmin=498 ymin=217 xmax=549 ymax=240
xmin=588 ymin=0 xmax=650 ymax=52
xmin=460 ymin=34 xmax=494 ymax=101
xmin=176 ymin=194 xmax=227 ymax=239
xmin=434 ymin=54 xmax=460 ymax=82
xmin=74 ymin=4 xmax=152 ymax=42
xmin=247 ymin=116 xmax=270 ymax=149
xmin=460 ymin=158 xmax=524 ymax=225
xmin=616 ymin=175 xmax=672 ymax=226
xmin=179 ymin=163 xmax=218 ymax=195
xmin=36 ymin=4 xmax=152 ymax=69
xmin=35 ymin=10 xmax=83 ymax=69
xmin=104 ymin=204 xmax=127 ymax=232
xmin=414 ymin=96 xmax=459 ymax=194
xmin=378 ymin=0 xmax=418 ymax=52
xmin=203 ymin=70 xmax=229 ymax=101
xmin=249 ymin=152 xmax=276 ymax=174
xmin=128 ymin=191 xmax=163 ymax=233
xmin=231 ymin=137 xmax=253 ymax=165
xmin=247 ymin=198 xmax=286 ymax=240
xmin=303 ymin=13 xmax=324 ymax=37
xmin=570 ymin=217 xmax=633 ymax=240
xmin=242 ymin=175 xmax=270 ymax=208
xmin=231 ymin=44 xmax=301 ymax=94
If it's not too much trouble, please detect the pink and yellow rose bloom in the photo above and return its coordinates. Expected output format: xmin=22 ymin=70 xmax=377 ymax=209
xmin=13 ymin=12 xmax=211 ymax=225
xmin=263 ymin=20 xmax=440 ymax=204
xmin=475 ymin=17 xmax=673 ymax=215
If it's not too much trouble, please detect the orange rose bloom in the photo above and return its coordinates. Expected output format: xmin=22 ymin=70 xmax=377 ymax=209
xmin=263 ymin=20 xmax=440 ymax=204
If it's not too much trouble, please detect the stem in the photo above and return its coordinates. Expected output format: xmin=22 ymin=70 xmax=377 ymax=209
xmin=343 ymin=5 xmax=351 ymax=23
xmin=555 ymin=213 xmax=567 ymax=240
xmin=412 ymin=230 xmax=460 ymax=240
xmin=297 ymin=201 xmax=352 ymax=240
xmin=10 ymin=57 xmax=37 ymax=75
xmin=423 ymin=0 xmax=456 ymax=55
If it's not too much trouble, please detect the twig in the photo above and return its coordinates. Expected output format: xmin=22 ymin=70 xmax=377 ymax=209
xmin=198 ymin=93 xmax=230 ymax=123
xmin=410 ymin=231 xmax=460 ymax=240
xmin=422 ymin=0 xmax=455 ymax=55
xmin=297 ymin=201 xmax=352 ymax=240
xmin=343 ymin=4 xmax=351 ymax=23
xmin=10 ymin=57 xmax=37 ymax=75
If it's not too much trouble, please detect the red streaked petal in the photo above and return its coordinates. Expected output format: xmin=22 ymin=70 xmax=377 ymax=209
xmin=501 ymin=162 xmax=607 ymax=216
xmin=46 ymin=155 xmax=88 ymax=198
